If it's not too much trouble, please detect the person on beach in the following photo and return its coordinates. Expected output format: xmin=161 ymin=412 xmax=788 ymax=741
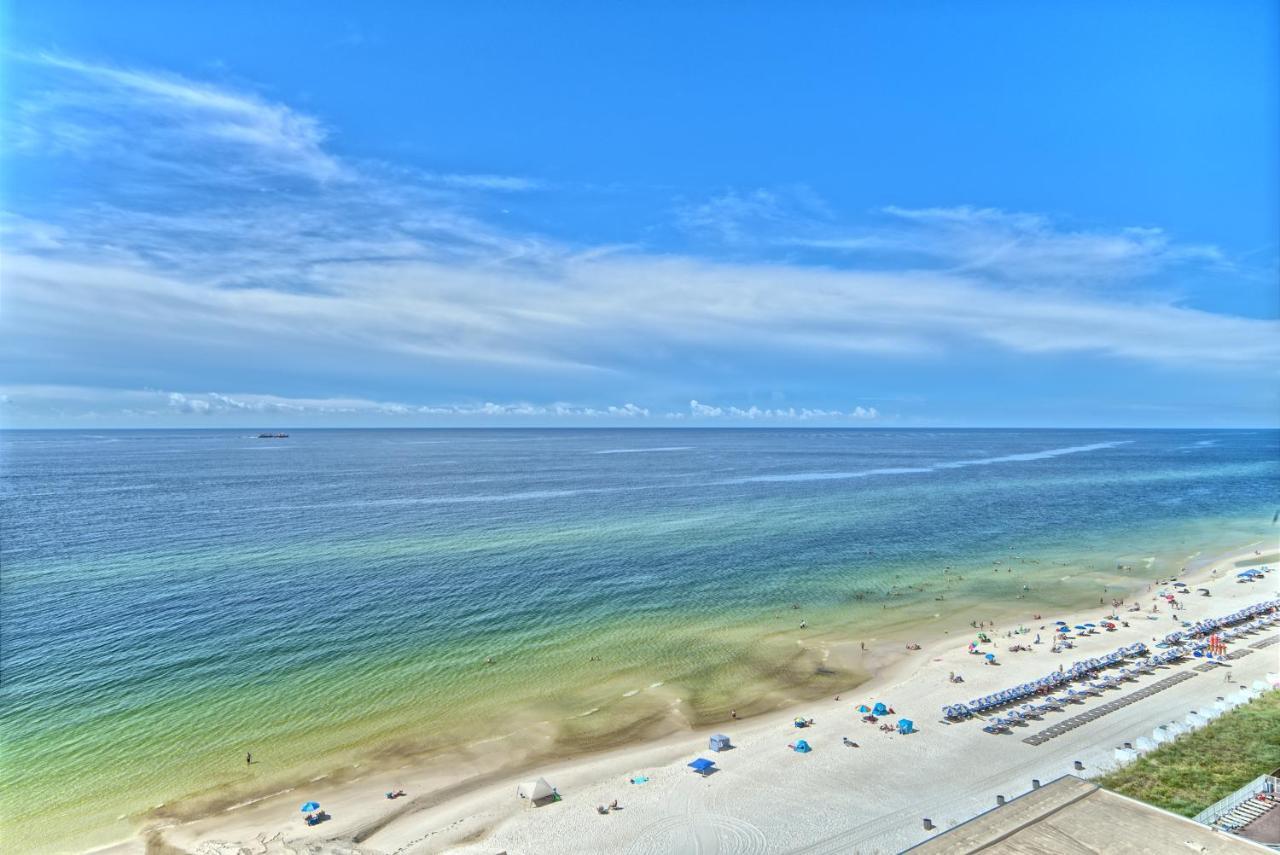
xmin=731 ymin=709 xmax=737 ymax=719
xmin=246 ymin=752 xmax=251 ymax=766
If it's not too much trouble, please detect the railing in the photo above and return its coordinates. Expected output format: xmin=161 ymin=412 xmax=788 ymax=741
xmin=1192 ymin=774 xmax=1279 ymax=828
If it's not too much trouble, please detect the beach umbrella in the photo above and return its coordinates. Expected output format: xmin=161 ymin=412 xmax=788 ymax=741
xmin=857 ymin=704 xmax=871 ymax=713
xmin=301 ymin=801 xmax=320 ymax=813
xmin=1084 ymin=623 xmax=1096 ymax=628
xmin=985 ymin=653 xmax=996 ymax=661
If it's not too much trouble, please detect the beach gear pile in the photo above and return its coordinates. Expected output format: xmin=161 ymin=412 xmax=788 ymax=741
xmin=942 ymin=598 xmax=1279 ymax=724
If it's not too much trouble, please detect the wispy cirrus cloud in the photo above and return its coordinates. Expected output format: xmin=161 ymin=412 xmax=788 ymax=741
xmin=815 ymin=205 xmax=1229 ymax=283
xmin=12 ymin=52 xmax=344 ymax=182
xmin=1 ymin=55 xmax=1277 ymax=428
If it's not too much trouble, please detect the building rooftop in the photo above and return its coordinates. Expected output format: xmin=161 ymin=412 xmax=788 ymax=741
xmin=905 ymin=775 xmax=1269 ymax=854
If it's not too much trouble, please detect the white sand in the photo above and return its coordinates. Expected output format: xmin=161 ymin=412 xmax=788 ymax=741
xmin=132 ymin=544 xmax=1279 ymax=855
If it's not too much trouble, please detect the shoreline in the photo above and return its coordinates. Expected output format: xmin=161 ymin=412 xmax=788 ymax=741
xmin=106 ymin=537 xmax=1278 ymax=855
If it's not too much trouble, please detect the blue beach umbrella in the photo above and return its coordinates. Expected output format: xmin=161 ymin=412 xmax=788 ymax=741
xmin=985 ymin=653 xmax=996 ymax=661
xmin=1084 ymin=623 xmax=1096 ymax=628
xmin=301 ymin=801 xmax=320 ymax=813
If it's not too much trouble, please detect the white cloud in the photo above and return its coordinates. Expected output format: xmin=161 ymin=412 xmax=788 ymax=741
xmin=16 ymin=53 xmax=342 ymax=182
xmin=2 ymin=55 xmax=1277 ymax=430
xmin=0 ymin=386 xmax=657 ymax=422
xmin=683 ymin=400 xmax=880 ymax=421
xmin=676 ymin=186 xmax=831 ymax=244
xmin=798 ymin=205 xmax=1228 ymax=283
xmin=421 ymin=172 xmax=545 ymax=192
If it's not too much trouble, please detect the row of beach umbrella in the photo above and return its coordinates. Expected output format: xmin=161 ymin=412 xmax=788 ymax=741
xmin=943 ymin=599 xmax=1279 ymax=722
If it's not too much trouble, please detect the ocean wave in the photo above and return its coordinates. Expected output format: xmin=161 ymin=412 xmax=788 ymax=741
xmin=593 ymin=446 xmax=694 ymax=455
xmin=723 ymin=441 xmax=1133 ymax=484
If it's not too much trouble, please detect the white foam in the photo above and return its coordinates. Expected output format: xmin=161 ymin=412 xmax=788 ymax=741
xmin=723 ymin=441 xmax=1133 ymax=484
xmin=593 ymin=446 xmax=694 ymax=455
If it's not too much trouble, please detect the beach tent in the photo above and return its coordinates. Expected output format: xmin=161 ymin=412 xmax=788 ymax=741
xmin=709 ymin=733 xmax=731 ymax=752
xmin=793 ymin=739 xmax=811 ymax=753
xmin=897 ymin=718 xmax=915 ymax=734
xmin=857 ymin=705 xmax=871 ymax=713
xmin=517 ymin=777 xmax=555 ymax=804
xmin=688 ymin=758 xmax=716 ymax=775
xmin=872 ymin=702 xmax=889 ymax=716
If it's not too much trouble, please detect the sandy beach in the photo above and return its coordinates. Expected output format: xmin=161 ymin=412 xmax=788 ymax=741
xmin=93 ymin=540 xmax=1277 ymax=855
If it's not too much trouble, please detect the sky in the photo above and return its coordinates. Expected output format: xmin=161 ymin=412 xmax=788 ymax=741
xmin=1 ymin=1 xmax=1278 ymax=428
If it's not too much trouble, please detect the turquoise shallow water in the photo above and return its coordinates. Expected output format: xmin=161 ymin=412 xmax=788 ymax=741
xmin=1 ymin=428 xmax=1277 ymax=851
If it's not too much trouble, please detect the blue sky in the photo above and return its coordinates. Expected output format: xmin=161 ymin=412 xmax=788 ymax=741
xmin=1 ymin=1 xmax=1277 ymax=427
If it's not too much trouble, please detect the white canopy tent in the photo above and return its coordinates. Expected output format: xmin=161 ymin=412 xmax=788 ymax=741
xmin=517 ymin=777 xmax=555 ymax=804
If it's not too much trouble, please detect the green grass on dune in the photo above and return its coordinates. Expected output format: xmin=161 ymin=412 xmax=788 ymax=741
xmin=1096 ymin=690 xmax=1280 ymax=817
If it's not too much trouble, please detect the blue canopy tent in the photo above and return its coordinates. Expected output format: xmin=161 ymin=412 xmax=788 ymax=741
xmin=872 ymin=702 xmax=889 ymax=716
xmin=897 ymin=718 xmax=915 ymax=734
xmin=793 ymin=739 xmax=811 ymax=753
xmin=688 ymin=758 xmax=715 ymax=775
xmin=856 ymin=704 xmax=871 ymax=713
xmin=709 ymin=733 xmax=731 ymax=752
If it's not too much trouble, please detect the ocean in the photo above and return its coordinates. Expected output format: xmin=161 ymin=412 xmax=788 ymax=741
xmin=1 ymin=428 xmax=1277 ymax=851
